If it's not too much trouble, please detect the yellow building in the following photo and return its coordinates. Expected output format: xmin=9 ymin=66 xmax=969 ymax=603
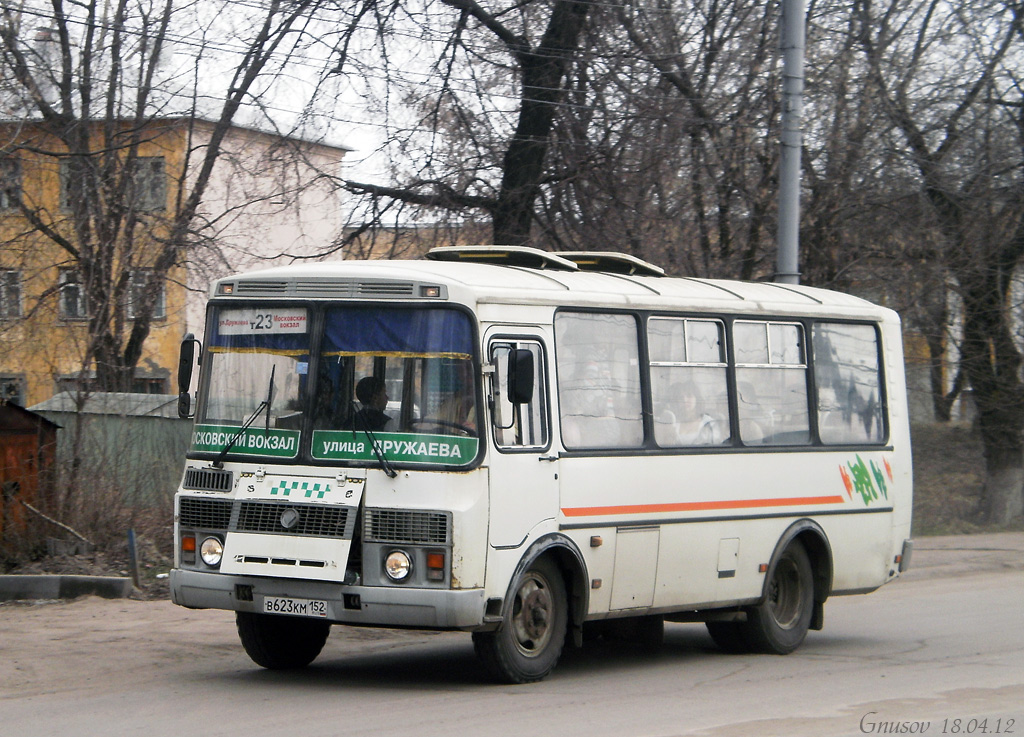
xmin=0 ymin=118 xmax=347 ymax=407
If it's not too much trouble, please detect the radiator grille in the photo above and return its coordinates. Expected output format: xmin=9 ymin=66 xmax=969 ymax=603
xmin=182 ymin=468 xmax=233 ymax=492
xmin=179 ymin=498 xmax=233 ymax=530
xmin=235 ymin=501 xmax=350 ymax=538
xmin=364 ymin=509 xmax=450 ymax=544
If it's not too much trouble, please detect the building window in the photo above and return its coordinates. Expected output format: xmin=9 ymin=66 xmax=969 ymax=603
xmin=56 ymin=373 xmax=167 ymax=395
xmin=131 ymin=377 xmax=168 ymax=394
xmin=128 ymin=157 xmax=166 ymax=212
xmin=59 ymin=156 xmax=165 ymax=212
xmin=0 ymin=376 xmax=25 ymax=405
xmin=0 ymin=157 xmax=20 ymax=210
xmin=59 ymin=268 xmax=88 ymax=319
xmin=1 ymin=269 xmax=21 ymax=318
xmin=126 ymin=268 xmax=166 ymax=320
xmin=59 ymin=158 xmax=88 ymax=212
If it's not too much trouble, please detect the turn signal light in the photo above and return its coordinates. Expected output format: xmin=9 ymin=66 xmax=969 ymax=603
xmin=181 ymin=535 xmax=197 ymax=565
xmin=426 ymin=551 xmax=445 ymax=581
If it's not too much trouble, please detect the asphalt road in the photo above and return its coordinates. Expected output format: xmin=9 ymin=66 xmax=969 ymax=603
xmin=1 ymin=533 xmax=1022 ymax=737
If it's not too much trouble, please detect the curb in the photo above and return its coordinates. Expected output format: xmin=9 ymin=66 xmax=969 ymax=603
xmin=0 ymin=575 xmax=135 ymax=602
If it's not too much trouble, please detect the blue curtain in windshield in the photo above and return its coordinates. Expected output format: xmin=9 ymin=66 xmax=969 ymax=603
xmin=209 ymin=330 xmax=308 ymax=353
xmin=323 ymin=307 xmax=474 ymax=358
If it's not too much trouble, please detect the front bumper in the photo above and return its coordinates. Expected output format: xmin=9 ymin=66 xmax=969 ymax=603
xmin=170 ymin=568 xmax=486 ymax=629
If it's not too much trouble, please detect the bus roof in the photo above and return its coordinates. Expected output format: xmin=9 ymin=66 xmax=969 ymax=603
xmin=213 ymin=252 xmax=892 ymax=320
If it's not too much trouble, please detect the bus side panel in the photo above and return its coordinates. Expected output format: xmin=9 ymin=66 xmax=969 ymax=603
xmin=824 ymin=512 xmax=899 ymax=594
xmin=558 ymin=449 xmax=903 ymax=614
xmin=881 ymin=316 xmax=914 ymax=556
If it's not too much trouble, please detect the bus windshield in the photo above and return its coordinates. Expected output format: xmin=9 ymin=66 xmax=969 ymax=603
xmin=190 ymin=304 xmax=480 ymax=467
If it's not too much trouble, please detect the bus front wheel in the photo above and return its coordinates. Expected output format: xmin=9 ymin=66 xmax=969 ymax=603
xmin=236 ymin=612 xmax=331 ymax=669
xmin=473 ymin=557 xmax=568 ymax=683
xmin=743 ymin=540 xmax=814 ymax=654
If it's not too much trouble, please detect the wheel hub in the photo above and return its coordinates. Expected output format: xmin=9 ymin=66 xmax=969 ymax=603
xmin=511 ymin=574 xmax=554 ymax=656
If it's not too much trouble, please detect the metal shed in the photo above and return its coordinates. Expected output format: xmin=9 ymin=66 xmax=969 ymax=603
xmin=0 ymin=401 xmax=59 ymax=544
xmin=30 ymin=393 xmax=190 ymax=506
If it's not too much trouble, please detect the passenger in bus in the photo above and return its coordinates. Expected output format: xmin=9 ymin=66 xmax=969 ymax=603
xmin=437 ymin=361 xmax=477 ymax=434
xmin=737 ymin=381 xmax=766 ymax=444
xmin=350 ymin=376 xmax=392 ymax=431
xmin=667 ymin=382 xmax=720 ymax=445
xmin=561 ymin=362 xmax=624 ymax=448
xmin=438 ymin=390 xmax=476 ymax=433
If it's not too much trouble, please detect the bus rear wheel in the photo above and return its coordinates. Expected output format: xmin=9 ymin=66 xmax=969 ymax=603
xmin=473 ymin=557 xmax=568 ymax=683
xmin=236 ymin=612 xmax=331 ymax=669
xmin=742 ymin=540 xmax=814 ymax=654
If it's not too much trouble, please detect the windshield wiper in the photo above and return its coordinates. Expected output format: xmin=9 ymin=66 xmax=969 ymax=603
xmin=213 ymin=367 xmax=275 ymax=468
xmin=351 ymin=402 xmax=397 ymax=478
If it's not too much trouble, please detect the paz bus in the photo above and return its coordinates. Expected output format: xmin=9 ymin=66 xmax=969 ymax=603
xmin=171 ymin=246 xmax=913 ymax=683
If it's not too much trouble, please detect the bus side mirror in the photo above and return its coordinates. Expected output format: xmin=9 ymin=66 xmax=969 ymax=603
xmin=509 ymin=348 xmax=534 ymax=405
xmin=178 ymin=333 xmax=201 ymax=419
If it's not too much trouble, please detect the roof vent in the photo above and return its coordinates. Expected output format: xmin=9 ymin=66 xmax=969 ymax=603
xmin=426 ymin=246 xmax=578 ymax=271
xmin=558 ymin=252 xmax=666 ymax=277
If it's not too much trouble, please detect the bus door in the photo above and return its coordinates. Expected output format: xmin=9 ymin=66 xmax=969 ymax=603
xmin=485 ymin=331 xmax=557 ymax=548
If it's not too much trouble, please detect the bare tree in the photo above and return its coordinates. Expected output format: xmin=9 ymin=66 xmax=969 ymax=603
xmin=334 ymin=0 xmax=591 ymax=247
xmin=0 ymin=0 xmax=321 ymax=393
xmin=856 ymin=0 xmax=1024 ymax=523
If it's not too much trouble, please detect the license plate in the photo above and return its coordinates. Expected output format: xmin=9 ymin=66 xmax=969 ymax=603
xmin=262 ymin=596 xmax=328 ymax=618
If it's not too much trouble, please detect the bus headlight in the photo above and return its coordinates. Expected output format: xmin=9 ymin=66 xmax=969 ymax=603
xmin=384 ymin=550 xmax=412 ymax=581
xmin=200 ymin=536 xmax=224 ymax=567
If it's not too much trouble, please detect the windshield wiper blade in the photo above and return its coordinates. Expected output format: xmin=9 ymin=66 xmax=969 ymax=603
xmin=213 ymin=368 xmax=276 ymax=468
xmin=212 ymin=400 xmax=268 ymax=467
xmin=352 ymin=402 xmax=397 ymax=478
xmin=265 ymin=365 xmax=276 ymax=434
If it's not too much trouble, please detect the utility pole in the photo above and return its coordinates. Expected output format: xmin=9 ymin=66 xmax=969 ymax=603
xmin=775 ymin=0 xmax=805 ymax=285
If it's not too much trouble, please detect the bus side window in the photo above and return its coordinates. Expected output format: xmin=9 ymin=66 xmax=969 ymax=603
xmin=490 ymin=341 xmax=548 ymax=449
xmin=555 ymin=312 xmax=644 ymax=450
xmin=813 ymin=323 xmax=885 ymax=444
xmin=649 ymin=317 xmax=730 ymax=447
xmin=734 ymin=321 xmax=810 ymax=446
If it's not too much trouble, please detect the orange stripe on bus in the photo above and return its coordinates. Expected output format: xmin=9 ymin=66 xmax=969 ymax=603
xmin=560 ymin=495 xmax=847 ymax=518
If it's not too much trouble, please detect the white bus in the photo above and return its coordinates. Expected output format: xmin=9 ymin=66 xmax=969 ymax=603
xmin=171 ymin=246 xmax=913 ymax=683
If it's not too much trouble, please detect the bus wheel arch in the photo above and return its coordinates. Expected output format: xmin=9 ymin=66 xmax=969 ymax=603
xmin=746 ymin=520 xmax=832 ymax=653
xmin=474 ymin=535 xmax=587 ymax=683
xmin=771 ymin=519 xmax=833 ymax=628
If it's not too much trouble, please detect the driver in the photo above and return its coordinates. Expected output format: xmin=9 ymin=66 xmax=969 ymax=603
xmin=351 ymin=376 xmax=391 ymax=431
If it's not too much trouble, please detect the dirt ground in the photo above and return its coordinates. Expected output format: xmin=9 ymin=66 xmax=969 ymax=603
xmin=909 ymin=423 xmax=1024 ymax=535
xmin=1 ymin=532 xmax=1021 ymax=709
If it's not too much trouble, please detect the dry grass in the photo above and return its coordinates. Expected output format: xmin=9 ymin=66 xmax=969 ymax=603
xmin=911 ymin=423 xmax=1024 ymax=536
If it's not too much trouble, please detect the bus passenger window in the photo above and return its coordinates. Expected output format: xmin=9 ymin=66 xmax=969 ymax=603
xmin=734 ymin=321 xmax=810 ymax=446
xmin=649 ymin=317 xmax=730 ymax=448
xmin=555 ymin=312 xmax=643 ymax=450
xmin=813 ymin=323 xmax=885 ymax=444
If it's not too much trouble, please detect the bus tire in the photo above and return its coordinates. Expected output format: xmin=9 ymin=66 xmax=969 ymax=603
xmin=236 ymin=612 xmax=330 ymax=669
xmin=473 ymin=557 xmax=568 ymax=683
xmin=742 ymin=540 xmax=814 ymax=654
